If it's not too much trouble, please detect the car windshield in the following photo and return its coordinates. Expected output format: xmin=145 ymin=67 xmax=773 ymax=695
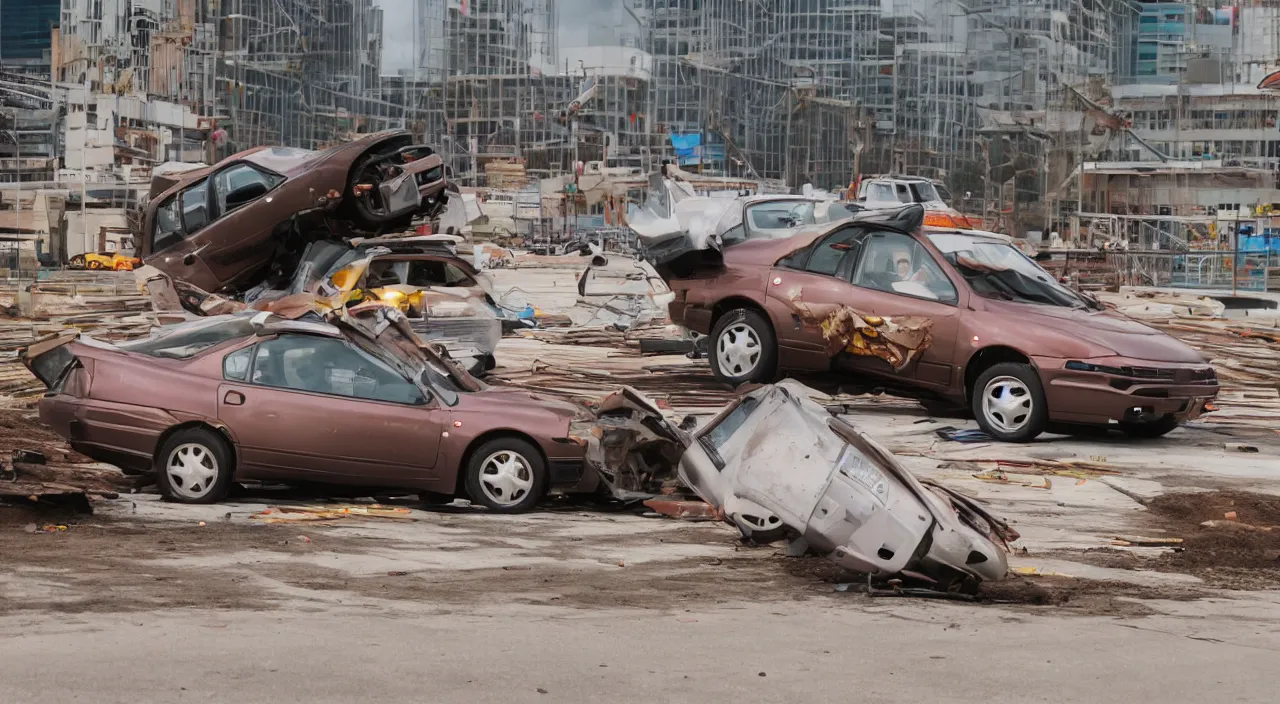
xmin=909 ymin=181 xmax=941 ymax=203
xmin=932 ymin=182 xmax=953 ymax=205
xmin=929 ymin=233 xmax=1086 ymax=308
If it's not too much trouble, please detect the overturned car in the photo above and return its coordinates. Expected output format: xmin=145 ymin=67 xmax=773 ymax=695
xmin=576 ymin=380 xmax=1017 ymax=585
xmin=136 ymin=129 xmax=452 ymax=296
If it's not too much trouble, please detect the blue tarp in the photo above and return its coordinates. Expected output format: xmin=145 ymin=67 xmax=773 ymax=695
xmin=670 ymin=133 xmax=702 ymax=165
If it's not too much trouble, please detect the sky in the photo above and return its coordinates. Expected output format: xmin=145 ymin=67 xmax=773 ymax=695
xmin=376 ymin=0 xmax=623 ymax=75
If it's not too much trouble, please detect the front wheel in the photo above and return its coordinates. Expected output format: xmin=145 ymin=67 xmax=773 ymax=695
xmin=709 ymin=309 xmax=777 ymax=386
xmin=155 ymin=428 xmax=234 ymax=504
xmin=1119 ymin=415 xmax=1180 ymax=439
xmin=463 ymin=438 xmax=546 ymax=512
xmin=971 ymin=363 xmax=1048 ymax=442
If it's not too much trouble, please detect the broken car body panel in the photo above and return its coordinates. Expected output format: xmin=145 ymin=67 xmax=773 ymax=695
xmin=678 ymin=380 xmax=1015 ymax=583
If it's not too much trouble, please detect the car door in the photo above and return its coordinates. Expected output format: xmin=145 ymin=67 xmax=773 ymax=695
xmin=216 ymin=335 xmax=443 ymax=484
xmin=764 ymin=225 xmax=867 ymax=370
xmin=840 ymin=231 xmax=963 ymax=389
xmin=194 ymin=163 xmax=287 ymax=285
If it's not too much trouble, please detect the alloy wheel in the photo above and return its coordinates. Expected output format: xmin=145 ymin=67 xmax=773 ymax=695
xmin=478 ymin=450 xmax=534 ymax=508
xmin=716 ymin=323 xmax=761 ymax=377
xmin=981 ymin=376 xmax=1034 ymax=434
xmin=166 ymin=443 xmax=220 ymax=500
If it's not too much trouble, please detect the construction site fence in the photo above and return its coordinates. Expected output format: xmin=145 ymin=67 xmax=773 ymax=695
xmin=1104 ymin=250 xmax=1277 ymax=292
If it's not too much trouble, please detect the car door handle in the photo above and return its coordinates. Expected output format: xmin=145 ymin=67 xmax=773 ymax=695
xmin=224 ymin=391 xmax=245 ymax=406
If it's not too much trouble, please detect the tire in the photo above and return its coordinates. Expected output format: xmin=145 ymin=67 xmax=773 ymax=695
xmin=1119 ymin=415 xmax=1180 ymax=439
xmin=344 ymin=150 xmax=403 ymax=227
xmin=154 ymin=427 xmax=234 ymax=504
xmin=67 ymin=254 xmax=86 ymax=269
xmin=463 ymin=437 xmax=546 ymax=513
xmin=971 ymin=362 xmax=1048 ymax=442
xmin=709 ymin=308 xmax=777 ymax=386
xmin=87 ymin=259 xmax=104 ymax=270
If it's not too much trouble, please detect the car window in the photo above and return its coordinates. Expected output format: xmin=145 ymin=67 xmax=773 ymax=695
xmin=223 ymin=347 xmax=253 ymax=381
xmin=250 ymin=335 xmax=426 ymax=405
xmin=406 ymin=260 xmax=476 ymax=287
xmin=213 ymin=164 xmax=284 ymax=216
xmin=893 ymin=184 xmax=912 ymax=204
xmin=804 ymin=228 xmax=862 ymax=278
xmin=153 ymin=196 xmax=183 ymax=251
xmin=866 ymin=183 xmax=895 ymax=202
xmin=181 ymin=180 xmax=210 ymax=233
xmin=853 ymin=231 xmax=957 ymax=304
xmin=747 ymin=201 xmax=816 ymax=231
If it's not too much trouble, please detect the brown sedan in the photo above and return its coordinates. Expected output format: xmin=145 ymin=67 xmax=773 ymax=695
xmin=663 ymin=205 xmax=1219 ymax=442
xmin=22 ymin=312 xmax=589 ymax=510
xmin=137 ymin=130 xmax=449 ymax=294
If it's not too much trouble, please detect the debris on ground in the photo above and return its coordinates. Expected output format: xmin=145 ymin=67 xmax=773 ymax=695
xmin=251 ymin=505 xmax=417 ymax=523
xmin=934 ymin=426 xmax=992 ymax=443
xmin=0 ymin=447 xmax=138 ymax=508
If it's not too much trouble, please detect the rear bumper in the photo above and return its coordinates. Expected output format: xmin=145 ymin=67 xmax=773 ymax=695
xmin=1034 ymin=356 xmax=1219 ymax=425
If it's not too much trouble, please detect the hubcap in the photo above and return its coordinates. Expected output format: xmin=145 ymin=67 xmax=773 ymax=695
xmin=166 ymin=443 xmax=219 ymax=499
xmin=716 ymin=323 xmax=761 ymax=378
xmin=478 ymin=450 xmax=534 ymax=507
xmin=981 ymin=376 xmax=1033 ymax=434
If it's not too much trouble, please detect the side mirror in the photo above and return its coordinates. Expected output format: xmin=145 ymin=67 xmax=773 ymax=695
xmin=183 ymin=253 xmax=197 ymax=266
xmin=679 ymin=414 xmax=697 ymax=431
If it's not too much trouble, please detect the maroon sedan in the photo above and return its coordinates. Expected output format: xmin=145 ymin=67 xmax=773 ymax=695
xmin=660 ymin=204 xmax=1219 ymax=442
xmin=22 ymin=311 xmax=590 ymax=510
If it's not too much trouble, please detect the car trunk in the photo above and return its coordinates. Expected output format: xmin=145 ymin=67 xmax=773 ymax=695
xmin=21 ymin=331 xmax=81 ymax=389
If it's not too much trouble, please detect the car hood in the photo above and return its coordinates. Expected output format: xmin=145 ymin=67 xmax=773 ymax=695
xmin=983 ymin=300 xmax=1207 ymax=363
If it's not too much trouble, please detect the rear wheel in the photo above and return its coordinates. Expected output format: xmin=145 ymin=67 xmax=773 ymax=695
xmin=463 ymin=438 xmax=546 ymax=513
xmin=87 ymin=259 xmax=104 ymax=270
xmin=709 ymin=308 xmax=777 ymax=386
xmin=67 ymin=254 xmax=86 ymax=269
xmin=972 ymin=363 xmax=1048 ymax=442
xmin=344 ymin=150 xmax=404 ymax=227
xmin=155 ymin=428 xmax=234 ymax=504
xmin=1119 ymin=415 xmax=1180 ymax=439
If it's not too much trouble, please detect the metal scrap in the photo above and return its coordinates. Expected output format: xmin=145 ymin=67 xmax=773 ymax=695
xmin=819 ymin=306 xmax=933 ymax=371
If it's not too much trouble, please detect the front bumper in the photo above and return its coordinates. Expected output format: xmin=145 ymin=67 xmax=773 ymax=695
xmin=1034 ymin=356 xmax=1219 ymax=425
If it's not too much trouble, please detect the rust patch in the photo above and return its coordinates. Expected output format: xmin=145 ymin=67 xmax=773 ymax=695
xmin=819 ymin=306 xmax=933 ymax=371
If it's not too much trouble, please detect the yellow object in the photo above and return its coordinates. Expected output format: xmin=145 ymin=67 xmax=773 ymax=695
xmin=330 ymin=266 xmax=361 ymax=290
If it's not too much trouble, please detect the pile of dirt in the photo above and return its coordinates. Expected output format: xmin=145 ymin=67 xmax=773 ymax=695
xmin=977 ymin=576 xmax=1200 ymax=617
xmin=1145 ymin=491 xmax=1280 ymax=586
